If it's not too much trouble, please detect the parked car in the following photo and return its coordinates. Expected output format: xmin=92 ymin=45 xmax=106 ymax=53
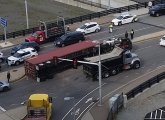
xmin=54 ymin=31 xmax=85 ymax=47
xmin=149 ymin=4 xmax=165 ymax=17
xmin=160 ymin=35 xmax=165 ymax=46
xmin=10 ymin=41 xmax=40 ymax=55
xmin=111 ymin=12 xmax=138 ymax=26
xmin=76 ymin=22 xmax=100 ymax=34
xmin=7 ymin=48 xmax=38 ymax=66
xmin=0 ymin=80 xmax=10 ymax=92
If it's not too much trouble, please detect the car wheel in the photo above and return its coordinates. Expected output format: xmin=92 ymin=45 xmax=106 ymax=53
xmin=111 ymin=68 xmax=118 ymax=75
xmin=156 ymin=13 xmax=160 ymax=17
xmin=103 ymin=71 xmax=110 ymax=78
xmin=15 ymin=61 xmax=20 ymax=66
xmin=95 ymin=29 xmax=99 ymax=33
xmin=118 ymin=22 xmax=122 ymax=26
xmin=132 ymin=19 xmax=135 ymax=23
xmin=0 ymin=58 xmax=3 ymax=63
xmin=133 ymin=61 xmax=140 ymax=69
xmin=62 ymin=44 xmax=65 ymax=47
xmin=3 ymin=86 xmax=9 ymax=92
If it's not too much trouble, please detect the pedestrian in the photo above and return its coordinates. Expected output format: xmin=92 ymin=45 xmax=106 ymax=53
xmin=148 ymin=1 xmax=152 ymax=9
xmin=7 ymin=71 xmax=11 ymax=83
xmin=125 ymin=31 xmax=128 ymax=38
xmin=109 ymin=22 xmax=113 ymax=33
xmin=130 ymin=29 xmax=134 ymax=40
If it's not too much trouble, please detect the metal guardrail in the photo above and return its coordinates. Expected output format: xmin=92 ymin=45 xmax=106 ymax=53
xmin=126 ymin=71 xmax=165 ymax=100
xmin=0 ymin=0 xmax=164 ymax=41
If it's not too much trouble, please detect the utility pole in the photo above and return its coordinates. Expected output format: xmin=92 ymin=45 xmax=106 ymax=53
xmin=25 ymin=0 xmax=29 ymax=29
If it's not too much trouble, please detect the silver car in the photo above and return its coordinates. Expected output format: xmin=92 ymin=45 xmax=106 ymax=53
xmin=0 ymin=80 xmax=10 ymax=92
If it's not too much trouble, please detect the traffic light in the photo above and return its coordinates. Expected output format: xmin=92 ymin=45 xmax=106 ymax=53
xmin=73 ymin=58 xmax=78 ymax=69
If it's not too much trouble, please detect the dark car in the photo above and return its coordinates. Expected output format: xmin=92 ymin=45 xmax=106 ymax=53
xmin=11 ymin=41 xmax=40 ymax=55
xmin=54 ymin=31 xmax=85 ymax=47
xmin=149 ymin=4 xmax=165 ymax=17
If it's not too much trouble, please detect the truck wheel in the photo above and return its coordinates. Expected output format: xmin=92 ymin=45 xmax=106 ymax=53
xmin=15 ymin=61 xmax=20 ymax=66
xmin=111 ymin=68 xmax=118 ymax=75
xmin=62 ymin=44 xmax=65 ymax=47
xmin=103 ymin=72 xmax=110 ymax=78
xmin=133 ymin=61 xmax=140 ymax=69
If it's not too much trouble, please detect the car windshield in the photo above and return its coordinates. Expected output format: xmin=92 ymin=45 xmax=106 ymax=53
xmin=117 ymin=16 xmax=123 ymax=20
xmin=32 ymin=33 xmax=39 ymax=38
xmin=162 ymin=37 xmax=165 ymax=40
xmin=152 ymin=5 xmax=160 ymax=9
xmin=13 ymin=53 xmax=22 ymax=58
xmin=15 ymin=44 xmax=22 ymax=50
xmin=60 ymin=34 xmax=67 ymax=40
xmin=80 ymin=24 xmax=87 ymax=29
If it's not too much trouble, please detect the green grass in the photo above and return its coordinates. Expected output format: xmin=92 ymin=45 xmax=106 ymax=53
xmin=0 ymin=0 xmax=92 ymax=34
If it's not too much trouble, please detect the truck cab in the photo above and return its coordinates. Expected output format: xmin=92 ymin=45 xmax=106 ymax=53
xmin=83 ymin=47 xmax=140 ymax=80
xmin=25 ymin=94 xmax=52 ymax=120
xmin=25 ymin=31 xmax=46 ymax=43
xmin=25 ymin=20 xmax=65 ymax=44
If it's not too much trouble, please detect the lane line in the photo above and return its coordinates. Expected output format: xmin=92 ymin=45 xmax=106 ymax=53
xmin=62 ymin=83 xmax=106 ymax=120
xmin=0 ymin=106 xmax=6 ymax=112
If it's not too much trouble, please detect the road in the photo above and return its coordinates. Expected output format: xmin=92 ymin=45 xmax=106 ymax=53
xmin=0 ymin=14 xmax=165 ymax=120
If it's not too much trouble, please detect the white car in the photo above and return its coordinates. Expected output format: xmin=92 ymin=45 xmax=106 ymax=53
xmin=7 ymin=47 xmax=38 ymax=66
xmin=111 ymin=12 xmax=138 ymax=26
xmin=160 ymin=35 xmax=165 ymax=46
xmin=76 ymin=22 xmax=100 ymax=34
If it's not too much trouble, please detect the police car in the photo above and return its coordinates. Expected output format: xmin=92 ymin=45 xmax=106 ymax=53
xmin=7 ymin=47 xmax=38 ymax=66
xmin=111 ymin=12 xmax=138 ymax=26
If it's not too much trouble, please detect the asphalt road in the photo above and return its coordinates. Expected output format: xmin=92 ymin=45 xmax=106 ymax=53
xmin=0 ymin=14 xmax=165 ymax=120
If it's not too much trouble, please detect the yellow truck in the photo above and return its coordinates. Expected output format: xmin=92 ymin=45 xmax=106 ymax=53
xmin=25 ymin=94 xmax=52 ymax=120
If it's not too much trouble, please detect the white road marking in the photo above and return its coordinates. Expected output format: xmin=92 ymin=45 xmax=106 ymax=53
xmin=85 ymin=97 xmax=93 ymax=104
xmin=0 ymin=106 xmax=6 ymax=112
xmin=136 ymin=46 xmax=153 ymax=51
xmin=76 ymin=102 xmax=94 ymax=120
xmin=62 ymin=83 xmax=106 ymax=120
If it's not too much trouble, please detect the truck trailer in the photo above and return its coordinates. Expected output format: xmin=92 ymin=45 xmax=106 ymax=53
xmin=24 ymin=94 xmax=52 ymax=120
xmin=25 ymin=20 xmax=65 ymax=44
xmin=83 ymin=46 xmax=140 ymax=80
xmin=25 ymin=40 xmax=100 ymax=81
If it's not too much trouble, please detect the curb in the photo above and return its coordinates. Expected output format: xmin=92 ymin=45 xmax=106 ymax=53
xmin=11 ymin=74 xmax=26 ymax=83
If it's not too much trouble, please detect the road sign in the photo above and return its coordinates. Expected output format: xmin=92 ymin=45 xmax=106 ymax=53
xmin=0 ymin=17 xmax=7 ymax=28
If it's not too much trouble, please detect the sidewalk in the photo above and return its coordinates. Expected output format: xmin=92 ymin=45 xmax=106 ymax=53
xmin=0 ymin=7 xmax=163 ymax=120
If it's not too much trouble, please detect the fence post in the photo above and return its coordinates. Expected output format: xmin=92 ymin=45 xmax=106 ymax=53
xmin=136 ymin=4 xmax=139 ymax=10
xmin=12 ymin=32 xmax=15 ymax=38
xmin=128 ymin=6 xmax=130 ymax=11
xmin=2 ymin=34 xmax=5 ymax=40
xmin=22 ymin=30 xmax=25 ymax=36
xmin=144 ymin=2 xmax=147 ymax=8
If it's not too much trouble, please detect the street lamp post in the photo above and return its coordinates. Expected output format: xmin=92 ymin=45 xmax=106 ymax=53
xmin=25 ymin=0 xmax=29 ymax=29
xmin=64 ymin=97 xmax=76 ymax=120
xmin=98 ymin=43 xmax=102 ymax=106
xmin=108 ymin=0 xmax=111 ymax=9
